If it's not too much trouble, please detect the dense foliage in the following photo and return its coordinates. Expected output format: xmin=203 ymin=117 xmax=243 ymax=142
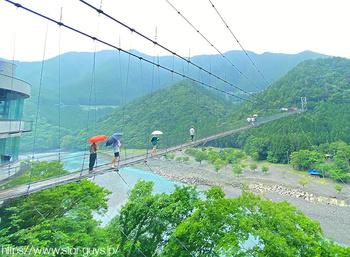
xmin=5 ymin=160 xmax=69 ymax=188
xmin=184 ymin=147 xmax=246 ymax=172
xmin=60 ymin=80 xmax=235 ymax=151
xmin=13 ymin=50 xmax=326 ymax=152
xmin=221 ymin=58 xmax=350 ymax=169
xmin=0 ymin=162 xmax=111 ymax=256
xmin=1 ymin=165 xmax=349 ymax=256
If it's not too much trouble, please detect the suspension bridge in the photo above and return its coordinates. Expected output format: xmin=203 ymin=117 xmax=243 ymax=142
xmin=0 ymin=110 xmax=303 ymax=202
xmin=0 ymin=1 xmax=306 ymax=204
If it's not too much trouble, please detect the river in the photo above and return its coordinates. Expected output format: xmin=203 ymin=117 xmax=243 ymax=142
xmin=29 ymin=151 xmax=185 ymax=226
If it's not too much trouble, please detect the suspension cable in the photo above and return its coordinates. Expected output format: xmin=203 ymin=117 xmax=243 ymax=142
xmin=165 ymin=0 xmax=263 ymax=93
xmin=4 ymin=0 xmax=259 ymax=105
xmin=207 ymin=0 xmax=271 ymax=88
xmin=78 ymin=0 xmax=268 ymax=103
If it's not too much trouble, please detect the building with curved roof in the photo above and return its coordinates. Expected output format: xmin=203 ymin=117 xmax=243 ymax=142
xmin=0 ymin=61 xmax=32 ymax=166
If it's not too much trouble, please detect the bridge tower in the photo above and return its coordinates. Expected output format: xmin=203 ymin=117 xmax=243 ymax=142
xmin=301 ymin=97 xmax=307 ymax=111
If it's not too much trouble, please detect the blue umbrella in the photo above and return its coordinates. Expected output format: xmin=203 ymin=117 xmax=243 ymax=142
xmin=106 ymin=132 xmax=123 ymax=146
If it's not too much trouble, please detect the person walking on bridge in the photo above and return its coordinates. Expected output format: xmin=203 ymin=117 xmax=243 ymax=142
xmin=89 ymin=142 xmax=100 ymax=172
xmin=110 ymin=140 xmax=121 ymax=168
xmin=190 ymin=126 xmax=195 ymax=142
xmin=150 ymin=134 xmax=159 ymax=156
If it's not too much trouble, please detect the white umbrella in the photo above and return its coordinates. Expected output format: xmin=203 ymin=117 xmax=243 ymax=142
xmin=151 ymin=130 xmax=163 ymax=135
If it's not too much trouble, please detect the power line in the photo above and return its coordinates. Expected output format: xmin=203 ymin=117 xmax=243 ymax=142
xmin=78 ymin=0 xmax=268 ymax=104
xmin=4 ymin=0 xmax=257 ymax=104
xmin=165 ymin=0 xmax=264 ymax=93
xmin=207 ymin=0 xmax=271 ymax=88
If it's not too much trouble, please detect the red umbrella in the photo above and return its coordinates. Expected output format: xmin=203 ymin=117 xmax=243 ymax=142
xmin=88 ymin=135 xmax=108 ymax=143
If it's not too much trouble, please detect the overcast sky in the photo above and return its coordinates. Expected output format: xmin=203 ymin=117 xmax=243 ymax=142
xmin=1 ymin=0 xmax=349 ymax=62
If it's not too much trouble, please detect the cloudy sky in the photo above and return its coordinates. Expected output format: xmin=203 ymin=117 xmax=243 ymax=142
xmin=1 ymin=0 xmax=349 ymax=62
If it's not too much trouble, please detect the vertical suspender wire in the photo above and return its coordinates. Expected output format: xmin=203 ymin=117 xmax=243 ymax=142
xmin=57 ymin=8 xmax=63 ymax=175
xmin=150 ymin=26 xmax=158 ymax=97
xmin=188 ymin=49 xmax=191 ymax=75
xmin=6 ymin=5 xmax=19 ymax=184
xmin=149 ymin=28 xmax=159 ymax=154
xmin=117 ymin=37 xmax=125 ymax=162
xmin=156 ymin=54 xmax=163 ymax=148
xmin=80 ymin=4 xmax=102 ymax=176
xmin=171 ymin=54 xmax=176 ymax=146
xmin=119 ymin=31 xmax=133 ymax=167
xmin=153 ymin=27 xmax=159 ymax=92
xmin=80 ymin=45 xmax=96 ymax=175
xmin=146 ymin=28 xmax=158 ymax=156
xmin=139 ymin=58 xmax=147 ymax=158
xmin=92 ymin=49 xmax=98 ymax=167
xmin=207 ymin=0 xmax=271 ymax=90
xmin=27 ymin=18 xmax=50 ymax=193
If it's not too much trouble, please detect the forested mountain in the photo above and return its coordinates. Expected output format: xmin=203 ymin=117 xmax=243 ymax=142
xmin=222 ymin=57 xmax=350 ymax=174
xmin=60 ymin=80 xmax=234 ymax=150
xmin=8 ymin=49 xmax=327 ymax=151
xmin=6 ymin=49 xmax=327 ymax=106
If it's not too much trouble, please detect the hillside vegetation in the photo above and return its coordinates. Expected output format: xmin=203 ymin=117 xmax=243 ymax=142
xmin=222 ymin=57 xmax=350 ymax=181
xmin=1 ymin=162 xmax=349 ymax=256
xmin=10 ymin=50 xmax=326 ymax=152
xmin=61 ymin=80 xmax=235 ymax=150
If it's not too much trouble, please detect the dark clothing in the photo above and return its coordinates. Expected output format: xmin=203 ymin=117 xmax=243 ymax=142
xmin=114 ymin=152 xmax=120 ymax=157
xmin=89 ymin=143 xmax=98 ymax=171
xmin=151 ymin=136 xmax=159 ymax=146
xmin=89 ymin=153 xmax=97 ymax=171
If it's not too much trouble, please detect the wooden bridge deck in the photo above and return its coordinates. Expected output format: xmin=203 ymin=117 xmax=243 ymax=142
xmin=0 ymin=110 xmax=303 ymax=202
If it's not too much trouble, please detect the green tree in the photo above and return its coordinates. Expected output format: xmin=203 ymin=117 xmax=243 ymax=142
xmin=163 ymin=187 xmax=349 ymax=256
xmin=334 ymin=184 xmax=343 ymax=194
xmin=106 ymin=180 xmax=199 ymax=256
xmin=175 ymin=157 xmax=182 ymax=162
xmin=290 ymin=150 xmax=311 ymax=171
xmin=232 ymin=164 xmax=243 ymax=177
xmin=165 ymin=153 xmax=175 ymax=160
xmin=262 ymin=166 xmax=269 ymax=174
xmin=182 ymin=156 xmax=190 ymax=163
xmin=0 ymin=162 xmax=111 ymax=250
xmin=240 ymin=163 xmax=248 ymax=171
xmin=195 ymin=151 xmax=207 ymax=164
xmin=299 ymin=180 xmax=308 ymax=187
xmin=251 ymin=152 xmax=259 ymax=161
xmin=8 ymin=160 xmax=69 ymax=187
xmin=213 ymin=158 xmax=227 ymax=172
xmin=249 ymin=162 xmax=258 ymax=172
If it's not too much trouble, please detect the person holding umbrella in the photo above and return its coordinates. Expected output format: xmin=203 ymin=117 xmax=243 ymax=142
xmin=110 ymin=140 xmax=121 ymax=168
xmin=106 ymin=133 xmax=123 ymax=168
xmin=150 ymin=134 xmax=159 ymax=156
xmin=89 ymin=142 xmax=100 ymax=172
xmin=88 ymin=135 xmax=107 ymax=172
xmin=150 ymin=131 xmax=162 ymax=156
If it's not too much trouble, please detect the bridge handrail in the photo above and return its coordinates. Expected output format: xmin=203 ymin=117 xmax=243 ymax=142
xmin=0 ymin=110 xmax=305 ymax=201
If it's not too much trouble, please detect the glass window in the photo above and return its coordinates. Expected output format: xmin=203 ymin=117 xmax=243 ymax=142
xmin=0 ymin=89 xmax=24 ymax=120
